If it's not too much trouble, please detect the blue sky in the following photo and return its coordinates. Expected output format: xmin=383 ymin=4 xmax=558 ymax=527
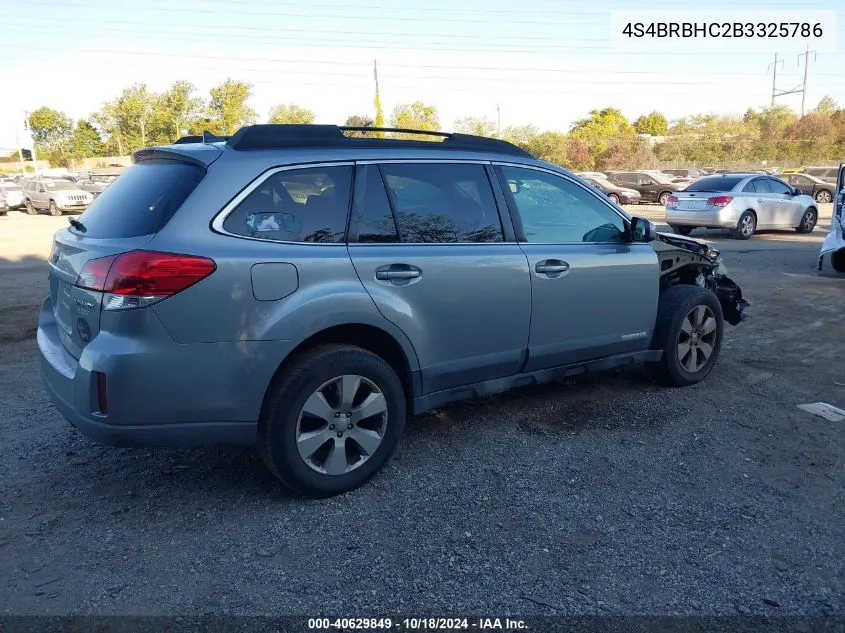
xmin=1 ymin=0 xmax=843 ymax=148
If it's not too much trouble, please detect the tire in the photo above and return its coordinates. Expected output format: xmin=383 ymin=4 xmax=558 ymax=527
xmin=734 ymin=210 xmax=756 ymax=240
xmin=608 ymin=193 xmax=620 ymax=204
xmin=48 ymin=200 xmax=62 ymax=216
xmin=258 ymin=344 xmax=406 ymax=498
xmin=795 ymin=207 xmax=817 ymax=234
xmin=669 ymin=224 xmax=693 ymax=236
xmin=815 ymin=189 xmax=832 ymax=203
xmin=658 ymin=192 xmax=672 ymax=206
xmin=832 ymin=249 xmax=845 ymax=273
xmin=25 ymin=199 xmax=36 ymax=215
xmin=648 ymin=285 xmax=724 ymax=387
xmin=0 ymin=210 xmax=7 ymax=217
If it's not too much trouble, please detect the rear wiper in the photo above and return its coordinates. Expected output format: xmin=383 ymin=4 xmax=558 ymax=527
xmin=68 ymin=217 xmax=87 ymax=233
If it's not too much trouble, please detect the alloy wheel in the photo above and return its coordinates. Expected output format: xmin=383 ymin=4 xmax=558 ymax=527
xmin=295 ymin=374 xmax=388 ymax=476
xmin=740 ymin=214 xmax=755 ymax=237
xmin=677 ymin=305 xmax=717 ymax=373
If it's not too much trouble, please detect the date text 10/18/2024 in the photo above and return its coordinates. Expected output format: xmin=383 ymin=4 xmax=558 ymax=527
xmin=308 ymin=618 xmax=528 ymax=630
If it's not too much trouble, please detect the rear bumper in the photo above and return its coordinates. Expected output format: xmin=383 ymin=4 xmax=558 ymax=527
xmin=665 ymin=206 xmax=741 ymax=229
xmin=36 ymin=298 xmax=291 ymax=447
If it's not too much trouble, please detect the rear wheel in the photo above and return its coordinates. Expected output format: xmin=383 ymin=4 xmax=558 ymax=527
xmin=669 ymin=224 xmax=693 ymax=236
xmin=832 ymin=249 xmax=845 ymax=273
xmin=815 ymin=189 xmax=832 ymax=203
xmin=258 ymin=344 xmax=406 ymax=498
xmin=25 ymin=199 xmax=36 ymax=215
xmin=48 ymin=200 xmax=62 ymax=216
xmin=649 ymin=285 xmax=724 ymax=387
xmin=658 ymin=191 xmax=672 ymax=206
xmin=795 ymin=207 xmax=817 ymax=233
xmin=734 ymin=210 xmax=756 ymax=240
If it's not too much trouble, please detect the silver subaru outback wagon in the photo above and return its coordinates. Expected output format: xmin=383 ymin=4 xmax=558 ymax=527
xmin=38 ymin=124 xmax=749 ymax=497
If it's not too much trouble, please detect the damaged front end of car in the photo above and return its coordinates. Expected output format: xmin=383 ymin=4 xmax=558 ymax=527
xmin=653 ymin=232 xmax=750 ymax=326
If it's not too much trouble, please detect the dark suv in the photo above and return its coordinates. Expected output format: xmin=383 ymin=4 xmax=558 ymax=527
xmin=38 ymin=125 xmax=748 ymax=497
xmin=606 ymin=171 xmax=684 ymax=205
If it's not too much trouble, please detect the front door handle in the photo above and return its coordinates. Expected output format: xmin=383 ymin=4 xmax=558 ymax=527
xmin=535 ymin=260 xmax=570 ymax=274
xmin=375 ymin=264 xmax=422 ymax=281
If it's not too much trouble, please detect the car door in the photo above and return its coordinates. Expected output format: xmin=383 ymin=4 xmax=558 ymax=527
xmin=34 ymin=182 xmax=48 ymax=209
xmin=792 ymin=174 xmax=816 ymax=198
xmin=638 ymin=174 xmax=661 ymax=201
xmin=493 ymin=163 xmax=659 ymax=371
xmin=742 ymin=178 xmax=776 ymax=227
xmin=766 ymin=177 xmax=803 ymax=227
xmin=347 ymin=162 xmax=531 ymax=394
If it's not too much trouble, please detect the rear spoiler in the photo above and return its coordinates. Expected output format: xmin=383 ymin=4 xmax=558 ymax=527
xmin=131 ymin=144 xmax=224 ymax=168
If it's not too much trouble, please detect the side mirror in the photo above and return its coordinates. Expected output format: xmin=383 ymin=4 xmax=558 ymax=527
xmin=629 ymin=216 xmax=656 ymax=243
xmin=793 ymin=187 xmax=803 ymax=196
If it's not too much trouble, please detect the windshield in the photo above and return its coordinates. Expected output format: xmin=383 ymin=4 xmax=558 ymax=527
xmin=587 ymin=176 xmax=615 ymax=188
xmin=651 ymin=173 xmax=678 ymax=184
xmin=43 ymin=181 xmax=76 ymax=190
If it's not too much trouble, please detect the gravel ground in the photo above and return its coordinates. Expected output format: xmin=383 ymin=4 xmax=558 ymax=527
xmin=1 ymin=206 xmax=844 ymax=617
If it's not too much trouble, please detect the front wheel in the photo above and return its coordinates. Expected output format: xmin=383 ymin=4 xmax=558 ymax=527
xmin=258 ymin=344 xmax=406 ymax=498
xmin=815 ymin=190 xmax=832 ymax=203
xmin=25 ymin=200 xmax=36 ymax=215
xmin=648 ymin=285 xmax=724 ymax=387
xmin=48 ymin=201 xmax=62 ymax=216
xmin=608 ymin=193 xmax=620 ymax=204
xmin=795 ymin=207 xmax=817 ymax=234
xmin=734 ymin=211 xmax=756 ymax=240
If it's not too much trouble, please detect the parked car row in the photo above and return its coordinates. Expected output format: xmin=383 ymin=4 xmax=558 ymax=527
xmin=0 ymin=168 xmax=125 ymax=217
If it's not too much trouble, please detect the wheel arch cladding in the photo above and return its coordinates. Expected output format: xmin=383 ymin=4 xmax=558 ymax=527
xmin=261 ymin=323 xmax=419 ymax=412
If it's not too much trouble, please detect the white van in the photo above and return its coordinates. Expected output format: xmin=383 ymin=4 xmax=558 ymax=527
xmin=819 ymin=163 xmax=845 ymax=272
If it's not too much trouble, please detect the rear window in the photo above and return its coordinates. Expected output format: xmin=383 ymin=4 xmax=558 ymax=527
xmin=685 ymin=176 xmax=744 ymax=191
xmin=74 ymin=160 xmax=205 ymax=238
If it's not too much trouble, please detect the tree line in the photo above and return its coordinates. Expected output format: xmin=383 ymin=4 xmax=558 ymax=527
xmin=22 ymin=77 xmax=845 ymax=170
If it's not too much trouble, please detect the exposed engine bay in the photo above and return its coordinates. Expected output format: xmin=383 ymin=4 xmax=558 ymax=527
xmin=652 ymin=231 xmax=750 ymax=326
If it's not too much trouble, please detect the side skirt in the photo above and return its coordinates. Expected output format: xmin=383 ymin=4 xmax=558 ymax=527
xmin=411 ymin=350 xmax=663 ymax=415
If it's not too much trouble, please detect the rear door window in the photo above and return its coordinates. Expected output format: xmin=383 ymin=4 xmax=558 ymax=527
xmin=222 ymin=165 xmax=353 ymax=243
xmin=379 ymin=163 xmax=503 ymax=243
xmin=74 ymin=160 xmax=205 ymax=238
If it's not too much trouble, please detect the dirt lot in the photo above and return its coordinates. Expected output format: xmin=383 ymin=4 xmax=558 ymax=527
xmin=1 ymin=206 xmax=844 ymax=617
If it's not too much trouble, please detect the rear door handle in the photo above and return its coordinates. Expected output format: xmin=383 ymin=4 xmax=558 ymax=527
xmin=376 ymin=270 xmax=420 ymax=280
xmin=375 ymin=264 xmax=422 ymax=281
xmin=535 ymin=260 xmax=570 ymax=274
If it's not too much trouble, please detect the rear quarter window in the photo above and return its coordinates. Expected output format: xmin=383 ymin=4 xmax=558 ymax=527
xmin=73 ymin=160 xmax=205 ymax=239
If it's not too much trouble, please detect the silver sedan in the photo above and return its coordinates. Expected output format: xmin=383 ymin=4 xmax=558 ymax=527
xmin=665 ymin=173 xmax=818 ymax=240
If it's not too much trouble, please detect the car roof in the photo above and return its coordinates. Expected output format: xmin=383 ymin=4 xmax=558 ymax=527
xmin=139 ymin=124 xmax=538 ymax=166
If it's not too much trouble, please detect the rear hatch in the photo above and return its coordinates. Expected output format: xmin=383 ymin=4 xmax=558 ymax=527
xmin=47 ymin=157 xmax=209 ymax=359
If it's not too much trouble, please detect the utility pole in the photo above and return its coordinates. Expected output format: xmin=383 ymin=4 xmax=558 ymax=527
xmin=798 ymin=45 xmax=817 ymax=116
xmin=768 ymin=53 xmax=803 ymax=108
xmin=496 ymin=104 xmax=501 ymax=138
xmin=768 ymin=53 xmax=782 ymax=106
xmin=22 ymin=111 xmax=37 ymax=174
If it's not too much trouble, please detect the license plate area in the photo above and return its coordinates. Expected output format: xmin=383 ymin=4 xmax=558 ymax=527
xmin=680 ymin=200 xmax=707 ymax=210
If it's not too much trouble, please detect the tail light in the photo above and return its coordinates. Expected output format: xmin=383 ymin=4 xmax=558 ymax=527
xmin=707 ymin=195 xmax=733 ymax=207
xmin=667 ymin=195 xmax=679 ymax=205
xmin=76 ymin=250 xmax=216 ymax=310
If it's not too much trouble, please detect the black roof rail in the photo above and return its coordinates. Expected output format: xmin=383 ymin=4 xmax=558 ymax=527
xmin=224 ymin=124 xmax=532 ymax=157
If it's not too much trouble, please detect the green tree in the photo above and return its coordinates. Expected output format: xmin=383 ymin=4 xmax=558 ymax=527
xmin=344 ymin=114 xmax=374 ymax=137
xmin=205 ymin=79 xmax=257 ymax=136
xmin=115 ymin=84 xmax=156 ymax=149
xmin=813 ymin=96 xmax=838 ymax=114
xmin=374 ymin=85 xmax=385 ymax=137
xmin=633 ymin=111 xmax=668 ymax=136
xmin=268 ymin=103 xmax=315 ymax=124
xmin=389 ymin=102 xmax=440 ymax=138
xmin=27 ymin=107 xmax=74 ymax=164
xmin=453 ymin=116 xmax=497 ymax=138
xmin=154 ymin=81 xmax=204 ymax=143
xmin=596 ymin=138 xmax=656 ymax=171
xmin=91 ymin=101 xmax=124 ymax=156
xmin=570 ymin=107 xmax=635 ymax=162
xmin=69 ymin=120 xmax=103 ymax=161
xmin=502 ymin=124 xmax=540 ymax=150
